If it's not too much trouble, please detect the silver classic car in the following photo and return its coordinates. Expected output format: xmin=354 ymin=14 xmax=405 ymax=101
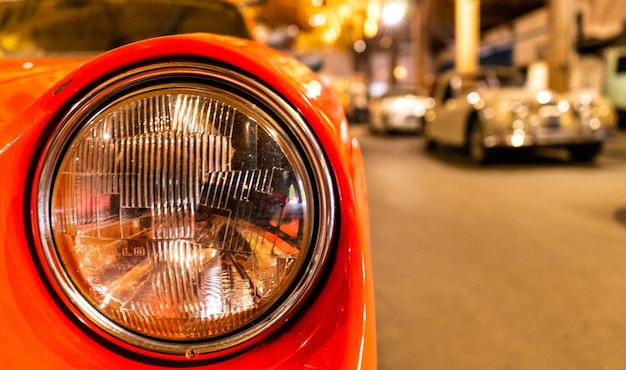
xmin=424 ymin=67 xmax=617 ymax=163
xmin=369 ymin=85 xmax=434 ymax=134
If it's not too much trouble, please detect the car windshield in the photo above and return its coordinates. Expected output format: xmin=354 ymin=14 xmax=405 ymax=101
xmin=453 ymin=68 xmax=526 ymax=96
xmin=472 ymin=69 xmax=526 ymax=89
xmin=489 ymin=69 xmax=526 ymax=88
xmin=0 ymin=0 xmax=252 ymax=57
xmin=383 ymin=85 xmax=428 ymax=98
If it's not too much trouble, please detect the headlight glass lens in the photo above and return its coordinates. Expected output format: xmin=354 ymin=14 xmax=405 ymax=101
xmin=36 ymin=64 xmax=333 ymax=356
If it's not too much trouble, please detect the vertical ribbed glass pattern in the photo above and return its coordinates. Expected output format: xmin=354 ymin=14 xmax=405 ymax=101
xmin=50 ymin=90 xmax=311 ymax=340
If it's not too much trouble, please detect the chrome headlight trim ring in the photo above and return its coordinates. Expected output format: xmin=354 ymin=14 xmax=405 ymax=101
xmin=34 ymin=61 xmax=336 ymax=358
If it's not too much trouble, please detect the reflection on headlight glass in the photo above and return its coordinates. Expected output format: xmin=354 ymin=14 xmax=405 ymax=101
xmin=51 ymin=92 xmax=310 ymax=340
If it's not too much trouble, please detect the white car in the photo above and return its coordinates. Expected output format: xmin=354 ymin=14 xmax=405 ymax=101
xmin=369 ymin=85 xmax=434 ymax=134
xmin=425 ymin=67 xmax=617 ymax=163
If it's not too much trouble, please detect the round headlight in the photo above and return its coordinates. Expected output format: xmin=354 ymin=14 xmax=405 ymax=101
xmin=35 ymin=62 xmax=335 ymax=358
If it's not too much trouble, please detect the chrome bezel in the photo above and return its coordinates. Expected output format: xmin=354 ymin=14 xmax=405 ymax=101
xmin=34 ymin=61 xmax=335 ymax=358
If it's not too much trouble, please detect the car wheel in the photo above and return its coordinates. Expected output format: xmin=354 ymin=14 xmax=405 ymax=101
xmin=424 ymin=136 xmax=438 ymax=152
xmin=369 ymin=120 xmax=386 ymax=135
xmin=406 ymin=116 xmax=424 ymax=135
xmin=569 ymin=143 xmax=602 ymax=162
xmin=369 ymin=124 xmax=382 ymax=134
xmin=424 ymin=124 xmax=437 ymax=151
xmin=468 ymin=120 xmax=491 ymax=163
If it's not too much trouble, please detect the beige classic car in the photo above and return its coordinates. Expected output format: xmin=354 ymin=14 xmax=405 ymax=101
xmin=424 ymin=67 xmax=617 ymax=163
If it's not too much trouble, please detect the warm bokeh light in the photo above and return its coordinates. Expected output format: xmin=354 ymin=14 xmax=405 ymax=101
xmin=309 ymin=13 xmax=327 ymax=27
xmin=393 ymin=65 xmax=408 ymax=80
xmin=364 ymin=17 xmax=379 ymax=38
xmin=382 ymin=1 xmax=408 ymax=26
xmin=354 ymin=39 xmax=367 ymax=52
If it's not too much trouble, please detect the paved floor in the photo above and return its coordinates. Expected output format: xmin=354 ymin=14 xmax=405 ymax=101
xmin=355 ymin=126 xmax=626 ymax=369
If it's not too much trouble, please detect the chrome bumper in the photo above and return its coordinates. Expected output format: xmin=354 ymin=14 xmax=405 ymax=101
xmin=484 ymin=127 xmax=612 ymax=148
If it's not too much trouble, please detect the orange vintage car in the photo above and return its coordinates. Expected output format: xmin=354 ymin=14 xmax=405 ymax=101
xmin=0 ymin=1 xmax=376 ymax=368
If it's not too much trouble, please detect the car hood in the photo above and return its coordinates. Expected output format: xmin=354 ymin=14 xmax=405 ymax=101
xmin=476 ymin=86 xmax=596 ymax=104
xmin=477 ymin=87 xmax=537 ymax=102
xmin=478 ymin=86 xmax=614 ymax=107
xmin=0 ymin=58 xmax=86 ymax=122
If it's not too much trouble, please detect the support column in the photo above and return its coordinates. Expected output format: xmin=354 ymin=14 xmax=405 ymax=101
xmin=547 ymin=0 xmax=574 ymax=92
xmin=390 ymin=36 xmax=399 ymax=85
xmin=412 ymin=0 xmax=433 ymax=88
xmin=455 ymin=0 xmax=480 ymax=74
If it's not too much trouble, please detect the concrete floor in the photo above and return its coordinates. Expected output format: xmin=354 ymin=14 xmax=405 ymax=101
xmin=354 ymin=126 xmax=626 ymax=369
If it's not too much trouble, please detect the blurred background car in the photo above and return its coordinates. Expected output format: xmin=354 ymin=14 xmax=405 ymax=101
xmin=424 ymin=66 xmax=617 ymax=163
xmin=369 ymin=85 xmax=434 ymax=134
xmin=605 ymin=45 xmax=626 ymax=128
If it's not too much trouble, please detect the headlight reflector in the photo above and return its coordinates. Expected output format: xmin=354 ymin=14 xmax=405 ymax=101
xmin=35 ymin=63 xmax=334 ymax=357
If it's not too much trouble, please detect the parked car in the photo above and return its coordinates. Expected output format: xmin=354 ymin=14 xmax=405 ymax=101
xmin=369 ymin=85 xmax=434 ymax=134
xmin=0 ymin=1 xmax=376 ymax=369
xmin=424 ymin=67 xmax=617 ymax=163
xmin=605 ymin=45 xmax=626 ymax=128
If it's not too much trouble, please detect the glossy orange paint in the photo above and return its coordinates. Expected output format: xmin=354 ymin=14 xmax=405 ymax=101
xmin=0 ymin=34 xmax=376 ymax=368
xmin=0 ymin=58 xmax=85 ymax=122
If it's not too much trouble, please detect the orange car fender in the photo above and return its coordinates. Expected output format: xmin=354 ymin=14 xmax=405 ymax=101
xmin=0 ymin=33 xmax=375 ymax=368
